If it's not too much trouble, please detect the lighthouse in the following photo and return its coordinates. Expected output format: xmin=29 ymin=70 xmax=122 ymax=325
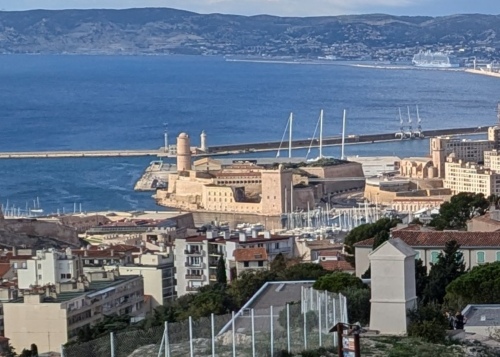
xmin=200 ymin=130 xmax=208 ymax=152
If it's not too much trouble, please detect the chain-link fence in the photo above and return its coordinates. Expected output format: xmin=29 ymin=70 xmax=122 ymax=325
xmin=62 ymin=289 xmax=347 ymax=357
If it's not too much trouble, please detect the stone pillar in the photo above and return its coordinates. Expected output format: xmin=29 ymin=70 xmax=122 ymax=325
xmin=369 ymin=238 xmax=417 ymax=335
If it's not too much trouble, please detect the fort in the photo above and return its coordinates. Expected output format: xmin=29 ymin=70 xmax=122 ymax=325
xmin=154 ymin=132 xmax=365 ymax=217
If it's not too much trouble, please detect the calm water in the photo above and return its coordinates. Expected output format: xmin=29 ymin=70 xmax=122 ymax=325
xmin=0 ymin=55 xmax=497 ymax=213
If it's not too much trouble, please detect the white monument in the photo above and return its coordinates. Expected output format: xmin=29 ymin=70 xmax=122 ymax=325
xmin=369 ymin=238 xmax=417 ymax=335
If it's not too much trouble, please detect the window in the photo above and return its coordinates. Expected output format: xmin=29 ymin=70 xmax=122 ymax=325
xmin=258 ymin=261 xmax=264 ymax=267
xmin=244 ymin=262 xmax=249 ymax=267
xmin=477 ymin=251 xmax=485 ymax=264
xmin=38 ymin=275 xmax=42 ymax=280
xmin=37 ymin=264 xmax=42 ymax=269
xmin=275 ymin=243 xmax=280 ymax=249
xmin=430 ymin=251 xmax=440 ymax=264
xmin=414 ymin=251 xmax=420 ymax=260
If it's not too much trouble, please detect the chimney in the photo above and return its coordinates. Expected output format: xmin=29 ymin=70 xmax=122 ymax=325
xmin=264 ymin=231 xmax=271 ymax=239
xmin=12 ymin=246 xmax=17 ymax=257
xmin=222 ymin=231 xmax=230 ymax=240
xmin=239 ymin=232 xmax=247 ymax=242
xmin=206 ymin=231 xmax=214 ymax=239
xmin=110 ymin=249 xmax=114 ymax=257
xmin=84 ymin=249 xmax=88 ymax=257
xmin=251 ymin=230 xmax=258 ymax=239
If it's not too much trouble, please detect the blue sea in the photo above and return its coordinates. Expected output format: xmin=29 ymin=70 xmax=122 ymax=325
xmin=0 ymin=55 xmax=498 ymax=214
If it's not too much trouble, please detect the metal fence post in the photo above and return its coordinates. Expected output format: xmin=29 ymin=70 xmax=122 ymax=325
xmin=232 ymin=311 xmax=236 ymax=357
xmin=211 ymin=313 xmax=216 ymax=357
xmin=286 ymin=303 xmax=291 ymax=353
xmin=60 ymin=345 xmax=65 ymax=357
xmin=251 ymin=308 xmax=256 ymax=357
xmin=189 ymin=316 xmax=194 ymax=357
xmin=165 ymin=321 xmax=170 ymax=357
xmin=333 ymin=297 xmax=337 ymax=347
xmin=110 ymin=332 xmax=115 ymax=357
xmin=318 ymin=291 xmax=323 ymax=347
xmin=324 ymin=291 xmax=329 ymax=332
xmin=304 ymin=302 xmax=308 ymax=350
xmin=270 ymin=305 xmax=274 ymax=357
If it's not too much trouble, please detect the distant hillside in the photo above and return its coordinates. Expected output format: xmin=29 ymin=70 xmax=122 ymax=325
xmin=0 ymin=8 xmax=498 ymax=58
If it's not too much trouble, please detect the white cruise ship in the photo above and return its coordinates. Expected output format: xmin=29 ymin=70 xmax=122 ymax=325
xmin=412 ymin=51 xmax=460 ymax=68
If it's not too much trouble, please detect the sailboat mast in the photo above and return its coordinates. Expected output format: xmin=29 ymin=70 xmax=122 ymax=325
xmin=341 ymin=109 xmax=347 ymax=160
xmin=319 ymin=109 xmax=324 ymax=159
xmin=288 ymin=112 xmax=293 ymax=158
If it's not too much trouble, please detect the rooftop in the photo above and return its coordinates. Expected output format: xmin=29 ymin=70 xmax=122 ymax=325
xmin=233 ymin=247 xmax=268 ymax=262
xmin=463 ymin=305 xmax=500 ymax=327
xmin=354 ymin=230 xmax=500 ymax=248
xmin=181 ymin=233 xmax=292 ymax=244
xmin=320 ymin=259 xmax=354 ymax=271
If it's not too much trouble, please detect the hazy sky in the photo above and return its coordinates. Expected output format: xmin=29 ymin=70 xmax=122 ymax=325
xmin=0 ymin=0 xmax=499 ymax=17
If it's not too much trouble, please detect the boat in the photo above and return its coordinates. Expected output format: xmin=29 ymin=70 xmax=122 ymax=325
xmin=31 ymin=197 xmax=44 ymax=214
xmin=412 ymin=51 xmax=460 ymax=68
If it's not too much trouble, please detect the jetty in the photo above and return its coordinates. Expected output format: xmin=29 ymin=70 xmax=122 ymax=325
xmin=0 ymin=126 xmax=489 ymax=160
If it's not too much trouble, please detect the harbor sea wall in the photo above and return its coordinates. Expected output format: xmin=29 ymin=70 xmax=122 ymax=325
xmin=192 ymin=211 xmax=282 ymax=230
xmin=465 ymin=69 xmax=500 ymax=79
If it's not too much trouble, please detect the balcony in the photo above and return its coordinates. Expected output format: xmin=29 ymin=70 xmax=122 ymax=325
xmin=208 ymin=260 xmax=219 ymax=267
xmin=208 ymin=250 xmax=223 ymax=257
xmin=185 ymin=274 xmax=204 ymax=280
xmin=185 ymin=262 xmax=204 ymax=268
xmin=184 ymin=249 xmax=203 ymax=256
xmin=186 ymin=286 xmax=199 ymax=292
xmin=209 ymin=274 xmax=217 ymax=281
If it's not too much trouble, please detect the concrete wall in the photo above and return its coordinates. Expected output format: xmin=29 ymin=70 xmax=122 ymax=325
xmin=4 ymin=295 xmax=68 ymax=353
xmin=302 ymin=162 xmax=365 ymax=193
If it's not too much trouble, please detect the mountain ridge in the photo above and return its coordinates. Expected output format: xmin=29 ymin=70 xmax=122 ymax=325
xmin=0 ymin=8 xmax=498 ymax=59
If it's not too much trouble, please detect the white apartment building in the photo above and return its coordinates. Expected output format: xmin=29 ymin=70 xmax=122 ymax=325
xmin=174 ymin=230 xmax=294 ymax=296
xmin=4 ymin=271 xmax=144 ymax=354
xmin=119 ymin=250 xmax=176 ymax=307
xmin=484 ymin=149 xmax=500 ymax=171
xmin=444 ymin=159 xmax=500 ymax=196
xmin=17 ymin=248 xmax=83 ymax=290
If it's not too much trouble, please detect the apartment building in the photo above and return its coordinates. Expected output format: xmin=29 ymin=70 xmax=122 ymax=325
xmin=17 ymin=248 xmax=83 ymax=290
xmin=4 ymin=270 xmax=144 ymax=354
xmin=354 ymin=229 xmax=500 ymax=277
xmin=119 ymin=251 xmax=176 ymax=307
xmin=174 ymin=230 xmax=294 ymax=296
xmin=431 ymin=136 xmax=496 ymax=178
xmin=444 ymin=159 xmax=500 ymax=196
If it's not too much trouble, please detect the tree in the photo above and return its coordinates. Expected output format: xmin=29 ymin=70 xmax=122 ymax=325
xmin=278 ymin=262 xmax=328 ymax=281
xmin=313 ymin=271 xmax=366 ymax=293
xmin=415 ymin=258 xmax=428 ymax=301
xmin=216 ymin=256 xmax=227 ymax=285
xmin=343 ymin=286 xmax=371 ymax=325
xmin=407 ymin=303 xmax=448 ymax=343
xmin=270 ymin=253 xmax=287 ymax=273
xmin=344 ymin=217 xmax=401 ymax=265
xmin=372 ymin=230 xmax=390 ymax=250
xmin=30 ymin=344 xmax=38 ymax=357
xmin=445 ymin=261 xmax=500 ymax=311
xmin=423 ymin=240 xmax=465 ymax=304
xmin=4 ymin=344 xmax=16 ymax=357
xmin=430 ymin=192 xmax=489 ymax=230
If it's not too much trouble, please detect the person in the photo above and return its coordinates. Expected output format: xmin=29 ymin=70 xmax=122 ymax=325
xmin=445 ymin=311 xmax=454 ymax=330
xmin=454 ymin=311 xmax=466 ymax=330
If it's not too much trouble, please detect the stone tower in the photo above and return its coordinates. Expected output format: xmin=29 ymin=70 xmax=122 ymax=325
xmin=176 ymin=132 xmax=192 ymax=172
xmin=369 ymin=238 xmax=417 ymax=335
xmin=200 ymin=130 xmax=207 ymax=152
xmin=430 ymin=137 xmax=446 ymax=178
xmin=260 ymin=166 xmax=293 ymax=216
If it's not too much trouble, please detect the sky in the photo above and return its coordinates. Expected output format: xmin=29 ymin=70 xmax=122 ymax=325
xmin=0 ymin=0 xmax=499 ymax=17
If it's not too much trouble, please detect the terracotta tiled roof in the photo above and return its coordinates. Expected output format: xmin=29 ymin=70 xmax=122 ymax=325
xmin=0 ymin=263 xmax=12 ymax=278
xmin=318 ymin=250 xmax=342 ymax=257
xmin=233 ymin=247 xmax=268 ymax=262
xmin=320 ymin=260 xmax=354 ymax=271
xmin=354 ymin=230 xmax=500 ymax=248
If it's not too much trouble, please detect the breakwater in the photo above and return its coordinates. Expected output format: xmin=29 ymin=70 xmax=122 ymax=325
xmin=0 ymin=126 xmax=488 ymax=159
